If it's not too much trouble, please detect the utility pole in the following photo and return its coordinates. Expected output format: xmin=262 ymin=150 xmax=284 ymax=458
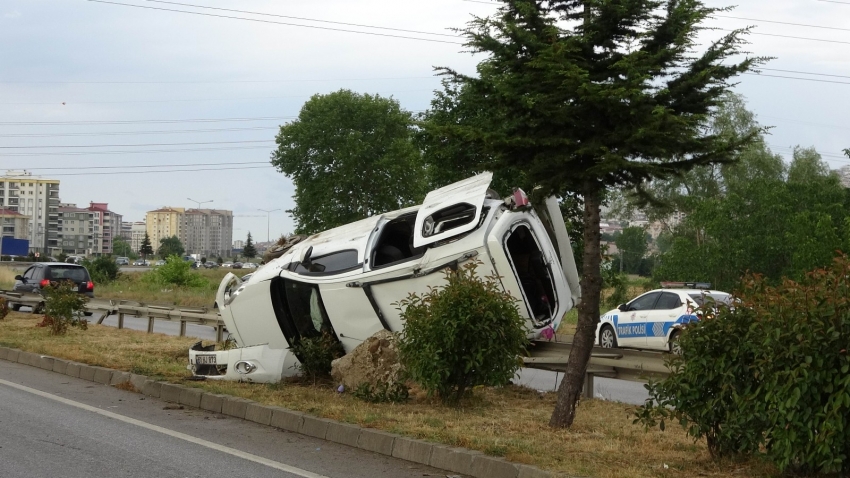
xmin=258 ymin=209 xmax=280 ymax=243
xmin=187 ymin=198 xmax=213 ymax=210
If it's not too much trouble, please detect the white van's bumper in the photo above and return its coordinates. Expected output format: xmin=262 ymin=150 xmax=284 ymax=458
xmin=187 ymin=342 xmax=300 ymax=383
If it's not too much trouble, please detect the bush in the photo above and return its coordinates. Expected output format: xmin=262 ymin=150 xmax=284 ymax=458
xmin=636 ymin=254 xmax=850 ymax=474
xmin=0 ymin=297 xmax=7 ymax=320
xmin=396 ymin=261 xmax=528 ymax=405
xmin=82 ymin=256 xmax=121 ymax=284
xmin=287 ymin=331 xmax=345 ymax=383
xmin=352 ymin=382 xmax=409 ymax=404
xmin=39 ymin=281 xmax=89 ymax=335
xmin=141 ymin=255 xmax=209 ymax=288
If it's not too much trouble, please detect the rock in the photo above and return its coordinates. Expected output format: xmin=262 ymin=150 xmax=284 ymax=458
xmin=331 ymin=330 xmax=404 ymax=391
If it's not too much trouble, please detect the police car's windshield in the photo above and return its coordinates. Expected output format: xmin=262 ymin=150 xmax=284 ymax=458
xmin=687 ymin=292 xmax=731 ymax=306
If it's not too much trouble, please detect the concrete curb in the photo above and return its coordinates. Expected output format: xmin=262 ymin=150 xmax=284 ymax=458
xmin=0 ymin=346 xmax=556 ymax=478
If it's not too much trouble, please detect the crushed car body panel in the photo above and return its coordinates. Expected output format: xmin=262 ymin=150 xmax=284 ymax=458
xmin=190 ymin=172 xmax=581 ymax=382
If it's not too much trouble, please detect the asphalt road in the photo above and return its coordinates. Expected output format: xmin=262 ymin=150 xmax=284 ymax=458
xmin=0 ymin=362 xmax=450 ymax=478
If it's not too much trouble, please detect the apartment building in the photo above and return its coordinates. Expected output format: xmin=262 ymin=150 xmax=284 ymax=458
xmin=56 ymin=202 xmax=123 ymax=255
xmin=1 ymin=208 xmax=29 ymax=240
xmin=126 ymin=221 xmax=148 ymax=253
xmin=184 ymin=209 xmax=233 ymax=258
xmin=146 ymin=207 xmax=185 ymax=253
xmin=145 ymin=206 xmax=232 ymax=257
xmin=0 ymin=170 xmax=60 ymax=254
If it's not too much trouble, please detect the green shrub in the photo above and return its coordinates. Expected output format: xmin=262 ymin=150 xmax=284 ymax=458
xmin=636 ymin=254 xmax=850 ymax=474
xmin=287 ymin=331 xmax=345 ymax=383
xmin=82 ymin=256 xmax=121 ymax=284
xmin=141 ymin=255 xmax=209 ymax=288
xmin=396 ymin=261 xmax=528 ymax=405
xmin=39 ymin=281 xmax=89 ymax=335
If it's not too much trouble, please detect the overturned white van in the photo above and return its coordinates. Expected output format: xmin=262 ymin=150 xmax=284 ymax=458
xmin=189 ymin=172 xmax=581 ymax=382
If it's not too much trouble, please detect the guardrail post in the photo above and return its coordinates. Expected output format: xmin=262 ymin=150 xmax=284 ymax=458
xmin=118 ymin=312 xmax=124 ymax=329
xmin=583 ymin=372 xmax=595 ymax=399
xmin=147 ymin=316 xmax=155 ymax=334
xmin=179 ymin=320 xmax=187 ymax=337
xmin=216 ymin=325 xmax=224 ymax=343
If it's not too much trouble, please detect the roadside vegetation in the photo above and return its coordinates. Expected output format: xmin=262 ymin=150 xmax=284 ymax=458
xmin=0 ymin=309 xmax=779 ymax=478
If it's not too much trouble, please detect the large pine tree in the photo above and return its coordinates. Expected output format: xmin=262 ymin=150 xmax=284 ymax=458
xmin=139 ymin=232 xmax=154 ymax=259
xmin=242 ymin=232 xmax=257 ymax=260
xmin=423 ymin=0 xmax=766 ymax=428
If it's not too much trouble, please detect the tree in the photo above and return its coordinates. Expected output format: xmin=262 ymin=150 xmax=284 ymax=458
xmin=157 ymin=235 xmax=184 ymax=259
xmin=112 ymin=237 xmax=133 ymax=258
xmin=139 ymin=232 xmax=154 ymax=259
xmin=242 ymin=232 xmax=256 ymax=259
xmin=423 ymin=0 xmax=764 ymax=428
xmin=271 ymin=89 xmax=427 ymax=234
xmin=615 ymin=227 xmax=648 ymax=274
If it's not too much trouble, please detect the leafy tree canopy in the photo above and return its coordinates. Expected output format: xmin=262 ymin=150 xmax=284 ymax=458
xmin=112 ymin=237 xmax=133 ymax=258
xmin=421 ymin=0 xmax=765 ymax=428
xmin=157 ymin=235 xmax=184 ymax=259
xmin=271 ymin=89 xmax=427 ymax=234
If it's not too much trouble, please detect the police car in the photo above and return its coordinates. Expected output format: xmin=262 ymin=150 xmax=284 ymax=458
xmin=595 ymin=283 xmax=731 ymax=353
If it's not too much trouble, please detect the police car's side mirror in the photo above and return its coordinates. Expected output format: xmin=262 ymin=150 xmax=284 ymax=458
xmin=618 ymin=303 xmax=629 ymax=312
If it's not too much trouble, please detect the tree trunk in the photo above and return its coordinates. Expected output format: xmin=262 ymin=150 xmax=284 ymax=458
xmin=549 ymin=182 xmax=603 ymax=428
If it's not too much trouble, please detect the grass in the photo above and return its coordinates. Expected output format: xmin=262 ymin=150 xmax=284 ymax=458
xmin=0 ymin=310 xmax=780 ymax=478
xmin=91 ymin=268 xmax=234 ymax=308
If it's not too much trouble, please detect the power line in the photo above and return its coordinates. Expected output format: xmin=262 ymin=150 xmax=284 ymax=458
xmin=9 ymin=161 xmax=269 ymax=170
xmin=743 ymin=72 xmax=850 ymax=85
xmin=0 ymin=140 xmax=273 ymax=149
xmin=714 ymin=15 xmax=850 ymax=32
xmin=816 ymin=0 xmax=850 ymax=4
xmin=0 ymin=145 xmax=272 ymax=157
xmin=760 ymin=68 xmax=850 ymax=79
xmin=87 ymin=0 xmax=463 ymax=45
xmin=141 ymin=0 xmax=457 ymax=38
xmin=0 ymin=76 xmax=436 ymax=85
xmin=0 ymin=116 xmax=294 ymax=126
xmin=722 ymin=29 xmax=850 ymax=46
xmin=44 ymin=165 xmax=275 ymax=176
xmin=0 ymin=126 xmax=279 ymax=138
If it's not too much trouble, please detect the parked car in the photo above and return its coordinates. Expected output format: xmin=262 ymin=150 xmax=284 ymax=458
xmin=204 ymin=261 xmax=219 ymax=269
xmin=242 ymin=262 xmax=258 ymax=269
xmin=65 ymin=256 xmax=84 ymax=265
xmin=133 ymin=259 xmax=147 ymax=266
xmin=221 ymin=262 xmax=234 ymax=268
xmin=116 ymin=257 xmax=130 ymax=266
xmin=188 ymin=172 xmax=581 ymax=383
xmin=231 ymin=262 xmax=243 ymax=269
xmin=154 ymin=260 xmax=166 ymax=266
xmin=8 ymin=263 xmax=95 ymax=314
xmin=596 ymin=285 xmax=732 ymax=353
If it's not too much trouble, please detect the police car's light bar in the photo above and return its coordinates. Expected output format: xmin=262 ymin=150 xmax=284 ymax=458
xmin=660 ymin=281 xmax=712 ymax=289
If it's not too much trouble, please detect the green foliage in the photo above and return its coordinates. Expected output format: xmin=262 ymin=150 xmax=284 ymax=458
xmin=242 ymin=232 xmax=256 ymax=259
xmin=40 ymin=281 xmax=89 ymax=335
xmin=636 ymin=254 xmax=850 ymax=473
xmin=112 ymin=237 xmax=133 ymax=258
xmin=0 ymin=297 xmax=7 ymax=320
xmin=352 ymin=382 xmax=410 ymax=404
xmin=396 ymin=261 xmax=528 ymax=405
xmin=139 ymin=232 xmax=154 ymax=258
xmin=601 ymin=264 xmax=629 ymax=309
xmin=142 ymin=255 xmax=209 ymax=288
xmin=615 ymin=227 xmax=648 ymax=275
xmin=81 ymin=256 xmax=120 ymax=284
xmin=157 ymin=235 xmax=184 ymax=259
xmin=55 ymin=252 xmax=68 ymax=264
xmin=271 ymin=89 xmax=427 ymax=234
xmin=287 ymin=331 xmax=345 ymax=382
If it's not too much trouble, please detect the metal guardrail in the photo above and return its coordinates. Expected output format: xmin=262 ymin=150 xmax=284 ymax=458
xmin=526 ymin=340 xmax=670 ymax=398
xmin=0 ymin=290 xmax=227 ymax=342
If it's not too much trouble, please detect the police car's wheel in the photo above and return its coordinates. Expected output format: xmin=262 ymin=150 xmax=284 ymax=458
xmin=599 ymin=325 xmax=617 ymax=349
xmin=669 ymin=331 xmax=682 ymax=355
xmin=11 ymin=303 xmax=22 ymax=311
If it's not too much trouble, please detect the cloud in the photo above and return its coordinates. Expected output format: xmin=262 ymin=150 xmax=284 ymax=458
xmin=3 ymin=11 xmax=21 ymax=19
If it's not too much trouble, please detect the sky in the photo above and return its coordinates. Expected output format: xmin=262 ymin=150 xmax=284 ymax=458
xmin=2 ymin=0 xmax=849 ymax=241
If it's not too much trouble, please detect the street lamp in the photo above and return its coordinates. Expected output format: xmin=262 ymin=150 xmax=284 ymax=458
xmin=187 ymin=198 xmax=213 ymax=210
xmin=258 ymin=208 xmax=281 ymax=243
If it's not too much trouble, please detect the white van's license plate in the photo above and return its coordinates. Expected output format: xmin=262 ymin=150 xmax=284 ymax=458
xmin=195 ymin=354 xmax=216 ymax=365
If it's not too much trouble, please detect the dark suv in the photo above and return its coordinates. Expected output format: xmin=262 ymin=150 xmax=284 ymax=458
xmin=9 ymin=262 xmax=95 ymax=313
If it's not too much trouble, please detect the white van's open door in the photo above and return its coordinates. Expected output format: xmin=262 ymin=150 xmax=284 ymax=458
xmin=413 ymin=172 xmax=493 ymax=248
xmin=536 ymin=196 xmax=582 ymax=308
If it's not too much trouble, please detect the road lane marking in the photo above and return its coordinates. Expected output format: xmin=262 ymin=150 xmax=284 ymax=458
xmin=0 ymin=378 xmax=330 ymax=478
